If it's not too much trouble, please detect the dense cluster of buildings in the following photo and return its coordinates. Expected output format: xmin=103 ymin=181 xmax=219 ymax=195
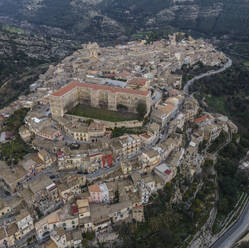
xmin=0 ymin=34 xmax=236 ymax=248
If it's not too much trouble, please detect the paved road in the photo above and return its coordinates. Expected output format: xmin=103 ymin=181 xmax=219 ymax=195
xmin=184 ymin=57 xmax=232 ymax=94
xmin=211 ymin=199 xmax=249 ymax=248
xmin=86 ymin=160 xmax=121 ymax=179
xmin=151 ymin=90 xmax=162 ymax=106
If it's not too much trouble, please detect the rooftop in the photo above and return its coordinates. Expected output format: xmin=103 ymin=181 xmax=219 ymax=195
xmin=155 ymin=163 xmax=172 ymax=175
xmin=77 ymin=199 xmax=89 ymax=209
xmin=51 ymin=81 xmax=150 ymax=97
xmin=16 ymin=209 xmax=30 ymax=222
xmin=6 ymin=223 xmax=18 ymax=236
xmin=127 ymin=78 xmax=147 ymax=87
xmin=143 ymin=149 xmax=160 ymax=159
xmin=0 ymin=227 xmax=6 ymax=240
xmin=194 ymin=115 xmax=210 ymax=124
xmin=0 ymin=161 xmax=27 ymax=188
xmin=88 ymin=184 xmax=101 ymax=193
xmin=28 ymin=174 xmax=54 ymax=193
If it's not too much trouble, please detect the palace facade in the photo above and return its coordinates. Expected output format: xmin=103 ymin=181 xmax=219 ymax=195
xmin=49 ymin=81 xmax=151 ymax=117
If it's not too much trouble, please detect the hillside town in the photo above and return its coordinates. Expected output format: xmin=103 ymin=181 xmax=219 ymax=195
xmin=0 ymin=33 xmax=237 ymax=248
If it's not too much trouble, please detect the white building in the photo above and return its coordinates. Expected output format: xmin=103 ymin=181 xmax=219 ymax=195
xmin=16 ymin=210 xmax=34 ymax=238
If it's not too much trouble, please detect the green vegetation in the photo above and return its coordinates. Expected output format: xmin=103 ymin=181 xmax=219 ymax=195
xmin=101 ymin=0 xmax=249 ymax=41
xmin=207 ymin=131 xmax=228 ymax=153
xmin=239 ymin=241 xmax=249 ymax=248
xmin=244 ymin=61 xmax=249 ymax=67
xmin=0 ymin=25 xmax=79 ymax=110
xmin=191 ymin=64 xmax=249 ymax=135
xmin=2 ymin=25 xmax=24 ymax=34
xmin=111 ymin=126 xmax=145 ymax=138
xmin=115 ymin=166 xmax=216 ymax=248
xmin=3 ymin=108 xmax=29 ymax=132
xmin=205 ymin=96 xmax=228 ymax=115
xmin=214 ymin=140 xmax=249 ymax=213
xmin=136 ymin=102 xmax=147 ymax=121
xmin=175 ymin=62 xmax=219 ymax=87
xmin=68 ymin=104 xmax=139 ymax=122
xmin=83 ymin=231 xmax=95 ymax=240
xmin=0 ymin=108 xmax=33 ymax=164
xmin=113 ymin=189 xmax=120 ymax=203
xmin=0 ymin=29 xmax=51 ymax=109
xmin=82 ymin=232 xmax=95 ymax=247
xmin=191 ymin=59 xmax=249 ymax=234
xmin=1 ymin=0 xmax=249 ymax=47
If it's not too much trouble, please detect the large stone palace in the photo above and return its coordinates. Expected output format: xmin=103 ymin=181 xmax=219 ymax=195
xmin=49 ymin=81 xmax=151 ymax=117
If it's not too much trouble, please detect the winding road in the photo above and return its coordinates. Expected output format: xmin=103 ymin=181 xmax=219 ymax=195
xmin=184 ymin=57 xmax=232 ymax=94
xmin=182 ymin=56 xmax=249 ymax=248
xmin=211 ymin=200 xmax=249 ymax=248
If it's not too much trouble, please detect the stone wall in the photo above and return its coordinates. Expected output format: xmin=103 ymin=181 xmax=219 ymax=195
xmin=50 ymin=82 xmax=151 ymax=118
xmin=65 ymin=114 xmax=143 ymax=129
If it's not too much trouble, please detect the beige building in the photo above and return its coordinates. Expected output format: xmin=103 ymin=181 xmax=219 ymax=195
xmin=0 ymin=224 xmax=20 ymax=248
xmin=50 ymin=228 xmax=82 ymax=248
xmin=121 ymin=160 xmax=133 ymax=175
xmin=0 ymin=201 xmax=11 ymax=217
xmin=140 ymin=149 xmax=161 ymax=171
xmin=77 ymin=199 xmax=90 ymax=219
xmin=49 ymin=81 xmax=151 ymax=117
xmin=35 ymin=205 xmax=79 ymax=241
xmin=58 ymin=175 xmax=86 ymax=202
xmin=38 ymin=126 xmax=61 ymax=141
xmin=16 ymin=209 xmax=34 ymax=238
xmin=66 ymin=124 xmax=89 ymax=142
xmin=28 ymin=174 xmax=59 ymax=203
xmin=0 ymin=161 xmax=27 ymax=193
xmin=38 ymin=149 xmax=56 ymax=167
xmin=111 ymin=135 xmax=141 ymax=159
xmin=19 ymin=125 xmax=32 ymax=142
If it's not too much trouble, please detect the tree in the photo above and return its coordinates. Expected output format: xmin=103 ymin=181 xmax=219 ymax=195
xmin=136 ymin=102 xmax=146 ymax=120
xmin=218 ymin=197 xmax=230 ymax=215
xmin=239 ymin=241 xmax=249 ymax=248
xmin=85 ymin=119 xmax=94 ymax=126
xmin=114 ymin=189 xmax=119 ymax=203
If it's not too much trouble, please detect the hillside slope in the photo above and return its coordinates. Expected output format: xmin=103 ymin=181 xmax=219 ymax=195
xmin=100 ymin=0 xmax=249 ymax=40
xmin=1 ymin=0 xmax=249 ymax=109
xmin=1 ymin=0 xmax=249 ymax=41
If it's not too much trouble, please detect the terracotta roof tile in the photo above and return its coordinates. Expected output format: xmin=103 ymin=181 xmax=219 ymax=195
xmin=127 ymin=78 xmax=147 ymax=87
xmin=194 ymin=115 xmax=210 ymax=124
xmin=141 ymin=133 xmax=151 ymax=139
xmin=51 ymin=81 xmax=150 ymax=97
xmin=88 ymin=184 xmax=101 ymax=193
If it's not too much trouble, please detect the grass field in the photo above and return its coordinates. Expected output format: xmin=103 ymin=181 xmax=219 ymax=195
xmin=68 ymin=104 xmax=139 ymax=122
xmin=243 ymin=61 xmax=249 ymax=67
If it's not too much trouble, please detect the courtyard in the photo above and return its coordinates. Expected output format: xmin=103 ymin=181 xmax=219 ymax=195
xmin=67 ymin=104 xmax=139 ymax=122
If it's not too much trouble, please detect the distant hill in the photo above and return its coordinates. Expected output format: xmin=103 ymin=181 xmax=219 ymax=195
xmin=100 ymin=0 xmax=249 ymax=41
xmin=1 ymin=0 xmax=249 ymax=41
xmin=0 ymin=0 xmax=124 ymax=43
xmin=1 ymin=0 xmax=249 ymax=109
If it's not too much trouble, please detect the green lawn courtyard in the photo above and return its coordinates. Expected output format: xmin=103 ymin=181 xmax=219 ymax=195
xmin=67 ymin=104 xmax=139 ymax=122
